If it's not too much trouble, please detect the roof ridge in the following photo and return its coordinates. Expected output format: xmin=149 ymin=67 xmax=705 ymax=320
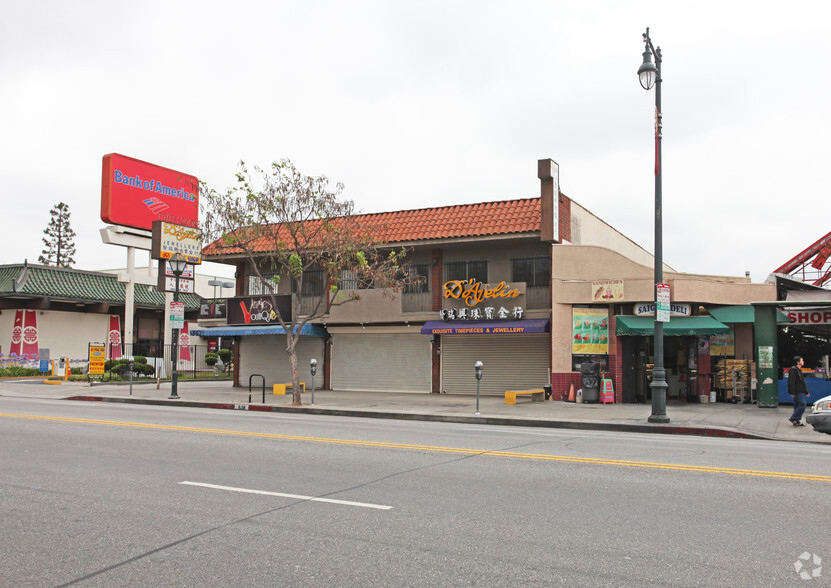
xmin=352 ymin=196 xmax=539 ymax=218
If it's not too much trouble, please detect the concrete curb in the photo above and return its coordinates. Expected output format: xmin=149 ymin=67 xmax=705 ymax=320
xmin=65 ymin=395 xmax=773 ymax=441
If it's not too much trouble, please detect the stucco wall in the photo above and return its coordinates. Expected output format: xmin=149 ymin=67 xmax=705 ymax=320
xmin=0 ymin=310 xmax=110 ymax=361
xmin=569 ymin=202 xmax=662 ymax=269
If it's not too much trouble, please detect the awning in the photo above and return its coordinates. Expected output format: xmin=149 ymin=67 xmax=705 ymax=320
xmin=420 ymin=319 xmax=550 ymax=335
xmin=615 ymin=315 xmax=729 ymax=336
xmin=709 ymin=305 xmax=792 ymax=324
xmin=189 ymin=323 xmax=327 ymax=337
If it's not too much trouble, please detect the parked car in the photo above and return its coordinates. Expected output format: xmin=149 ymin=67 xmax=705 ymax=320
xmin=806 ymin=394 xmax=831 ymax=434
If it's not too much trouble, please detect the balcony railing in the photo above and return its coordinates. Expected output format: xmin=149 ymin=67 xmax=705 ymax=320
xmin=403 ymin=291 xmax=431 ymax=313
xmin=297 ymin=295 xmax=326 ymax=317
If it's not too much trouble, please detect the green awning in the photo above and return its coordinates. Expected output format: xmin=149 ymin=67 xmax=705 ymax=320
xmin=709 ymin=305 xmax=754 ymax=323
xmin=708 ymin=305 xmax=792 ymax=324
xmin=615 ymin=315 xmax=730 ymax=336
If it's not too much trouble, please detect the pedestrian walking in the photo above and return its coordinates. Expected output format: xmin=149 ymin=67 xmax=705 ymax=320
xmin=788 ymin=356 xmax=810 ymax=426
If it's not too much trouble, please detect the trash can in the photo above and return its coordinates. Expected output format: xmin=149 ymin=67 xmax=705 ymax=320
xmin=580 ymin=360 xmax=600 ymax=403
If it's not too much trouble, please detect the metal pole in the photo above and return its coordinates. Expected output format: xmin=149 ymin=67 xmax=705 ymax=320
xmin=645 ymin=32 xmax=669 ymax=423
xmin=311 ymin=372 xmax=315 ymax=405
xmin=169 ymin=272 xmax=181 ymax=400
xmin=474 ymin=361 xmax=483 ymax=415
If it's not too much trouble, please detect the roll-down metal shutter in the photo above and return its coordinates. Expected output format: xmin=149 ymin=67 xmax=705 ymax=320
xmin=332 ymin=333 xmax=431 ymax=392
xmin=441 ymin=333 xmax=550 ymax=394
xmin=240 ymin=335 xmax=324 ymax=386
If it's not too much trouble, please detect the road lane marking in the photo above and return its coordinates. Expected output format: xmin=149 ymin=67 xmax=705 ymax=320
xmin=179 ymin=481 xmax=392 ymax=510
xmin=3 ymin=412 xmax=831 ymax=483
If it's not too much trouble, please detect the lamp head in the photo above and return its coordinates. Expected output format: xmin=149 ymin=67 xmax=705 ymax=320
xmin=638 ymin=46 xmax=658 ymax=90
xmin=169 ymin=254 xmax=188 ymax=276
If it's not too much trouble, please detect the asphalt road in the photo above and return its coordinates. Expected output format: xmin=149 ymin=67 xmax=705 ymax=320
xmin=1 ymin=396 xmax=830 ymax=586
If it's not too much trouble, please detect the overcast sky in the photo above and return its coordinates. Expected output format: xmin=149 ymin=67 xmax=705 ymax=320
xmin=3 ymin=1 xmax=830 ymax=284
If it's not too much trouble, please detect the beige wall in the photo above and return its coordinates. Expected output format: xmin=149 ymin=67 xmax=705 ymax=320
xmin=326 ymin=289 xmax=406 ymax=323
xmin=0 ymin=310 xmax=110 ymax=361
xmin=569 ymin=203 xmax=667 ymax=269
xmin=549 ymin=244 xmax=777 ymax=373
xmin=552 ymin=245 xmax=775 ymax=305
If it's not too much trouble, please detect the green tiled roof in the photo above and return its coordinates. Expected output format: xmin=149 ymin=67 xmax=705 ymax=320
xmin=0 ymin=264 xmax=201 ymax=310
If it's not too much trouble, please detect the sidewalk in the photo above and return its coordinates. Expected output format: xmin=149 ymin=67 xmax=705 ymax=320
xmin=1 ymin=378 xmax=828 ymax=444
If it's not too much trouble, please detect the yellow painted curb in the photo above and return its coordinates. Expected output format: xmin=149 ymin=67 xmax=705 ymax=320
xmin=43 ymin=380 xmax=62 ymax=385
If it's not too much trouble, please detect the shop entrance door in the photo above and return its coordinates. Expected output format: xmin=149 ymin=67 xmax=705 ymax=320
xmin=621 ymin=337 xmax=637 ymax=403
xmin=620 ymin=336 xmax=649 ymax=403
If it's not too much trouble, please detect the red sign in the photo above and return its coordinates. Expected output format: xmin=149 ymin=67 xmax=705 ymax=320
xmin=10 ymin=310 xmax=39 ymax=358
xmin=101 ymin=153 xmax=199 ymax=230
xmin=784 ymin=310 xmax=831 ymax=325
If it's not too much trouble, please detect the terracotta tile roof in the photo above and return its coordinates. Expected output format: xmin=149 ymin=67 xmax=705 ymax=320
xmin=361 ymin=197 xmax=541 ymax=243
xmin=0 ymin=264 xmax=201 ymax=309
xmin=204 ymin=197 xmax=541 ymax=256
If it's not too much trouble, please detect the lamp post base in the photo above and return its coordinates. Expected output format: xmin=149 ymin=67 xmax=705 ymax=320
xmin=648 ymin=368 xmax=670 ymax=423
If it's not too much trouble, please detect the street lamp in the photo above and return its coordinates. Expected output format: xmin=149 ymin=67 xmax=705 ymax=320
xmin=310 ymin=358 xmax=317 ymax=405
xmin=169 ymin=254 xmax=188 ymax=400
xmin=474 ymin=360 xmax=484 ymax=415
xmin=638 ymin=27 xmax=670 ymax=424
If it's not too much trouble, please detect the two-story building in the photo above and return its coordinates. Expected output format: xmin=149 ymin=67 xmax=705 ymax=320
xmin=197 ymin=159 xmax=776 ymax=401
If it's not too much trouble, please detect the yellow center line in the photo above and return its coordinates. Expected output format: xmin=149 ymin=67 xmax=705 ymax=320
xmin=3 ymin=412 xmax=830 ymax=482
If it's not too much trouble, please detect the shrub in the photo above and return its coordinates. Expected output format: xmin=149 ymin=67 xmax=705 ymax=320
xmin=205 ymin=353 xmax=219 ymax=366
xmin=0 ymin=366 xmax=41 ymax=377
xmin=217 ymin=349 xmax=232 ymax=364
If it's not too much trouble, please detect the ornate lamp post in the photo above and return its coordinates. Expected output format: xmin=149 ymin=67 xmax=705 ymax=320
xmin=638 ymin=28 xmax=670 ymax=423
xmin=169 ymin=254 xmax=188 ymax=400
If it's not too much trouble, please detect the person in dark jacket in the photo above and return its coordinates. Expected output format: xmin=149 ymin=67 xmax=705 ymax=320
xmin=788 ymin=356 xmax=810 ymax=426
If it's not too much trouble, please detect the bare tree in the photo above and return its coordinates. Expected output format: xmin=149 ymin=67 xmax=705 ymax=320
xmin=202 ymin=159 xmax=410 ymax=405
xmin=39 ymin=202 xmax=77 ymax=267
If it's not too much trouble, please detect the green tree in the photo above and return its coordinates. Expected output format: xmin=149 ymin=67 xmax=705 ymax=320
xmin=39 ymin=202 xmax=76 ymax=267
xmin=202 ymin=159 xmax=410 ymax=405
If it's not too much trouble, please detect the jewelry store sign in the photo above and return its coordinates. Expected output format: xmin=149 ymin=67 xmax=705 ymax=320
xmin=151 ymin=220 xmax=203 ymax=264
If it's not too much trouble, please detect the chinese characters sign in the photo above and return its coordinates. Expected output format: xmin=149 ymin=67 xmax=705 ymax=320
xmin=572 ymin=308 xmax=609 ymax=355
xmin=88 ymin=343 xmax=106 ymax=376
xmin=439 ymin=306 xmax=524 ymax=321
xmin=440 ymin=279 xmax=523 ymax=320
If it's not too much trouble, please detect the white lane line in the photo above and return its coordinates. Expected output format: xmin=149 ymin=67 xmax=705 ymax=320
xmin=180 ymin=481 xmax=393 ymax=510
